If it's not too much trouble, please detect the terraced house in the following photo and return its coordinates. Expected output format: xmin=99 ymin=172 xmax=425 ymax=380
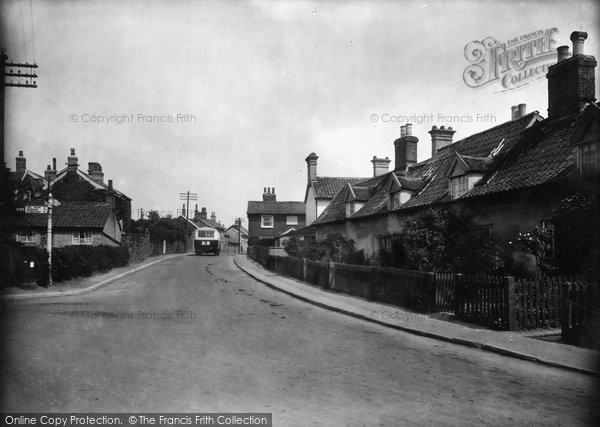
xmin=312 ymin=31 xmax=599 ymax=272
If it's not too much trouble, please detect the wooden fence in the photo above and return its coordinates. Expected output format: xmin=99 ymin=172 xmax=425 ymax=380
xmin=246 ymin=250 xmax=598 ymax=332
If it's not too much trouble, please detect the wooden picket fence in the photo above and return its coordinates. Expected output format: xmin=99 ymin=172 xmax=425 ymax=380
xmin=246 ymin=251 xmax=598 ymax=332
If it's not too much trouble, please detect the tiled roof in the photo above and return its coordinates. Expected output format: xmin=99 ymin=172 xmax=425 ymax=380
xmin=460 ymin=155 xmax=494 ymax=173
xmin=312 ymin=177 xmax=369 ymax=199
xmin=346 ymin=185 xmax=370 ymax=202
xmin=313 ymin=112 xmax=542 ymax=224
xmin=464 ymin=113 xmax=580 ymax=198
xmin=2 ymin=202 xmax=115 ymax=230
xmin=247 ymin=201 xmax=306 ymax=215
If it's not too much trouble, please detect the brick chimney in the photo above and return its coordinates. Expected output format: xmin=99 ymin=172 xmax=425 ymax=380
xmin=199 ymin=207 xmax=207 ymax=220
xmin=211 ymin=211 xmax=216 ymax=222
xmin=88 ymin=162 xmax=104 ymax=185
xmin=105 ymin=179 xmax=115 ymax=206
xmin=429 ymin=125 xmax=456 ymax=156
xmin=15 ymin=151 xmax=26 ymax=174
xmin=263 ymin=187 xmax=276 ymax=201
xmin=547 ymin=31 xmax=597 ymax=119
xmin=394 ymin=124 xmax=418 ymax=172
xmin=194 ymin=204 xmax=199 ymax=218
xmin=371 ymin=156 xmax=391 ymax=177
xmin=67 ymin=148 xmax=78 ymax=172
xmin=44 ymin=158 xmax=57 ymax=182
xmin=305 ymin=152 xmax=318 ymax=183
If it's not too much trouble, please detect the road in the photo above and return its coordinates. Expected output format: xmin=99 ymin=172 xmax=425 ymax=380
xmin=0 ymin=255 xmax=597 ymax=425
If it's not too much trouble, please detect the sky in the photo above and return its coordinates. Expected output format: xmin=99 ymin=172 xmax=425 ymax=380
xmin=2 ymin=0 xmax=599 ymax=227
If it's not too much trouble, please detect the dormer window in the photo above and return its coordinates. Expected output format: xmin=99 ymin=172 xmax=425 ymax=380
xmin=579 ymin=140 xmax=599 ymax=175
xmin=449 ymin=175 xmax=469 ymax=199
xmin=390 ymin=192 xmax=402 ymax=209
xmin=345 ymin=202 xmax=364 ymax=217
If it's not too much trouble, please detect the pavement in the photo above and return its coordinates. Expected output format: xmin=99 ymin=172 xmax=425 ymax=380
xmin=0 ymin=253 xmax=186 ymax=301
xmin=233 ymin=255 xmax=600 ymax=376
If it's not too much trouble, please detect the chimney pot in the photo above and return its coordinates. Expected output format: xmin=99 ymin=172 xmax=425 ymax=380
xmin=406 ymin=123 xmax=413 ymax=136
xmin=557 ymin=45 xmax=570 ymax=62
xmin=511 ymin=105 xmax=518 ymax=120
xmin=400 ymin=126 xmax=406 ymax=137
xmin=52 ymin=158 xmax=56 ymax=170
xmin=518 ymin=103 xmax=526 ymax=117
xmin=570 ymin=31 xmax=588 ymax=56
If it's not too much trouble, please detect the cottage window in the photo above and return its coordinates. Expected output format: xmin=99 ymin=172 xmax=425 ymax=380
xmin=390 ymin=192 xmax=402 ymax=209
xmin=72 ymin=230 xmax=93 ymax=245
xmin=286 ymin=215 xmax=298 ymax=225
xmin=579 ymin=140 xmax=599 ymax=175
xmin=261 ymin=215 xmax=274 ymax=228
xmin=16 ymin=231 xmax=37 ymax=243
xmin=449 ymin=175 xmax=469 ymax=199
xmin=346 ymin=202 xmax=355 ymax=217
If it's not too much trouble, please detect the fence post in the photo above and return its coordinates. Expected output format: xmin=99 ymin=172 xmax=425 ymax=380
xmin=328 ymin=262 xmax=336 ymax=290
xmin=503 ymin=276 xmax=516 ymax=331
xmin=426 ymin=272 xmax=436 ymax=313
xmin=561 ymin=282 xmax=572 ymax=340
xmin=454 ymin=273 xmax=463 ymax=317
xmin=303 ymin=258 xmax=308 ymax=282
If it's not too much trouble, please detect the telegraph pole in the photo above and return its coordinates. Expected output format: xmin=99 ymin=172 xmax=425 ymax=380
xmin=1 ymin=48 xmax=38 ymax=171
xmin=179 ymin=191 xmax=197 ymax=252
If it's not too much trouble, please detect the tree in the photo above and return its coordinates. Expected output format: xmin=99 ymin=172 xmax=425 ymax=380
xmin=509 ymin=226 xmax=554 ymax=279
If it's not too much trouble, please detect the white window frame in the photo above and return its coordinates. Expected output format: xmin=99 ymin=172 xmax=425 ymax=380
xmin=16 ymin=231 xmax=37 ymax=243
xmin=261 ymin=215 xmax=274 ymax=228
xmin=72 ymin=230 xmax=93 ymax=245
xmin=449 ymin=175 xmax=469 ymax=199
xmin=286 ymin=215 xmax=298 ymax=225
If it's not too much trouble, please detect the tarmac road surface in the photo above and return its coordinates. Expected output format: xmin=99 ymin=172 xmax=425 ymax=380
xmin=0 ymin=255 xmax=597 ymax=425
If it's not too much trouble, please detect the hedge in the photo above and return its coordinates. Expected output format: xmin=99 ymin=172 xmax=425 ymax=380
xmin=35 ymin=245 xmax=130 ymax=287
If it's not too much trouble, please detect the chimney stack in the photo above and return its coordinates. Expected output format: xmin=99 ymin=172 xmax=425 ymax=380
xmin=394 ymin=123 xmax=418 ymax=172
xmin=511 ymin=106 xmax=519 ymax=120
xmin=211 ymin=212 xmax=216 ymax=222
xmin=429 ymin=126 xmax=456 ymax=156
xmin=15 ymin=150 xmax=26 ymax=174
xmin=67 ymin=148 xmax=78 ymax=172
xmin=263 ymin=187 xmax=276 ymax=201
xmin=194 ymin=204 xmax=199 ymax=218
xmin=547 ymin=30 xmax=597 ymax=119
xmin=182 ymin=203 xmax=186 ymax=218
xmin=87 ymin=162 xmax=104 ymax=185
xmin=305 ymin=152 xmax=318 ymax=183
xmin=371 ymin=156 xmax=391 ymax=177
xmin=105 ymin=179 xmax=115 ymax=207
xmin=200 ymin=207 xmax=207 ymax=220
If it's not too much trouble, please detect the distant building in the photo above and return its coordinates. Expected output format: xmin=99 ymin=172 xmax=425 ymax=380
xmin=225 ymin=224 xmax=248 ymax=253
xmin=247 ymin=187 xmax=305 ymax=245
xmin=4 ymin=201 xmax=122 ymax=248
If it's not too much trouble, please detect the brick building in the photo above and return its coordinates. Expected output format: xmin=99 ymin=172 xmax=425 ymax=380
xmin=247 ymin=187 xmax=305 ymax=245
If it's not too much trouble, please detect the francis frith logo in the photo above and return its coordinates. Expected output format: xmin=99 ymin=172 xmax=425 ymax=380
xmin=463 ymin=28 xmax=559 ymax=91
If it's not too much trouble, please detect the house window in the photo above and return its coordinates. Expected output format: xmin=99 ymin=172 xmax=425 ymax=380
xmin=579 ymin=140 xmax=599 ymax=175
xmin=16 ymin=231 xmax=37 ymax=243
xmin=449 ymin=175 xmax=469 ymax=198
xmin=389 ymin=192 xmax=402 ymax=209
xmin=541 ymin=220 xmax=555 ymax=259
xmin=286 ymin=215 xmax=298 ymax=225
xmin=346 ymin=202 xmax=355 ymax=217
xmin=261 ymin=215 xmax=274 ymax=228
xmin=72 ymin=231 xmax=93 ymax=245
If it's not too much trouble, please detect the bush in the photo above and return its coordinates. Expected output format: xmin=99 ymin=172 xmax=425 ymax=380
xmin=35 ymin=244 xmax=130 ymax=287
